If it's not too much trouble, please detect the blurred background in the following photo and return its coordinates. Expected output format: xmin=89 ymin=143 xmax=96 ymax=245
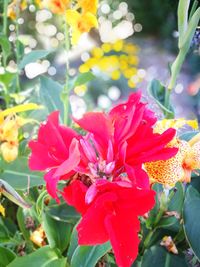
xmin=0 ymin=0 xmax=200 ymax=120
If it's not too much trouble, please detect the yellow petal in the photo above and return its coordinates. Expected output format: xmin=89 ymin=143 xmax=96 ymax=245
xmin=1 ymin=103 xmax=43 ymax=117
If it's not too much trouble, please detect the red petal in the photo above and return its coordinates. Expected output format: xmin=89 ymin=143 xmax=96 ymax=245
xmin=44 ymin=169 xmax=60 ymax=203
xmin=105 ymin=209 xmax=140 ymax=267
xmin=74 ymin=112 xmax=114 ymax=157
xmin=62 ymin=180 xmax=88 ymax=214
xmin=53 ymin=138 xmax=80 ymax=177
xmin=77 ymin=192 xmax=117 ymax=245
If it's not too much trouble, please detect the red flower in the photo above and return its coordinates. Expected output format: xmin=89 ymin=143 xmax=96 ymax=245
xmin=29 ymin=111 xmax=80 ymax=202
xmin=29 ymin=92 xmax=178 ymax=267
xmin=63 ymin=179 xmax=155 ymax=267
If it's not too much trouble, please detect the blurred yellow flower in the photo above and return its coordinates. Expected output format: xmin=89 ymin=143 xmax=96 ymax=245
xmin=43 ymin=0 xmax=70 ymax=14
xmin=0 ymin=204 xmax=5 ymax=217
xmin=79 ymin=40 xmax=140 ymax=88
xmin=155 ymin=118 xmax=198 ymax=133
xmin=66 ymin=10 xmax=98 ymax=45
xmin=7 ymin=0 xmax=27 ymax=20
xmin=78 ymin=0 xmax=98 ymax=14
xmin=145 ymin=119 xmax=200 ymax=186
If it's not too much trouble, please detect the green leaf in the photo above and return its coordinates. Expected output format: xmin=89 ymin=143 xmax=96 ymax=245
xmin=182 ymin=7 xmax=200 ymax=50
xmin=0 ymin=34 xmax=11 ymax=64
xmin=46 ymin=258 xmax=69 ymax=267
xmin=39 ymin=76 xmax=64 ymax=122
xmin=177 ymin=0 xmax=190 ymax=47
xmin=74 ymin=72 xmax=95 ymax=87
xmin=7 ymin=246 xmax=61 ymax=267
xmin=46 ymin=203 xmax=80 ymax=223
xmin=141 ymin=245 xmax=188 ymax=267
xmin=0 ymin=246 xmax=16 ymax=266
xmin=68 ymin=224 xmax=111 ymax=267
xmin=183 ymin=186 xmax=200 ymax=261
xmin=0 ymin=157 xmax=44 ymax=190
xmin=179 ymin=131 xmax=199 ymax=141
xmin=17 ymin=207 xmax=31 ymax=241
xmin=0 ymin=72 xmax=15 ymax=88
xmin=0 ymin=179 xmax=31 ymax=209
xmin=147 ymin=79 xmax=174 ymax=117
xmin=67 ymin=225 xmax=79 ymax=262
xmin=71 ymin=242 xmax=111 ymax=267
xmin=19 ymin=50 xmax=53 ymax=69
xmin=42 ymin=212 xmax=73 ymax=253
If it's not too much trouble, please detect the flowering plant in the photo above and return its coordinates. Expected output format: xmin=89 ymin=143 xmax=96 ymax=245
xmin=0 ymin=0 xmax=199 ymax=267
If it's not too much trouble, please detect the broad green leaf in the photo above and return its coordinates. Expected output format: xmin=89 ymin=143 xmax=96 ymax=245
xmin=0 ymin=157 xmax=44 ymax=190
xmin=141 ymin=245 xmax=188 ymax=267
xmin=7 ymin=246 xmax=61 ymax=267
xmin=74 ymin=72 xmax=95 ymax=87
xmin=42 ymin=211 xmax=73 ymax=252
xmin=183 ymin=186 xmax=200 ymax=261
xmin=0 ymin=179 xmax=31 ymax=209
xmin=46 ymin=203 xmax=80 ymax=223
xmin=19 ymin=50 xmax=53 ymax=69
xmin=147 ymin=79 xmax=174 ymax=117
xmin=67 ymin=224 xmax=79 ymax=262
xmin=0 ymin=246 xmax=16 ymax=266
xmin=46 ymin=258 xmax=69 ymax=267
xmin=71 ymin=242 xmax=111 ymax=267
xmin=39 ymin=76 xmax=64 ymax=122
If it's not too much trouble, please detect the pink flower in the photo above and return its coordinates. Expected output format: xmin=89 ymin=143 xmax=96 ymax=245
xmin=29 ymin=92 xmax=178 ymax=267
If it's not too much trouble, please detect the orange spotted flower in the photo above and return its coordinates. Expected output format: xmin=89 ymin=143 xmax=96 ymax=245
xmin=145 ymin=132 xmax=200 ymax=186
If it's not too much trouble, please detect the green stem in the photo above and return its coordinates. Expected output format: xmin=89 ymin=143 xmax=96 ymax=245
xmin=3 ymin=0 xmax=8 ymax=36
xmin=62 ymin=20 xmax=71 ymax=125
xmin=164 ymin=48 xmax=187 ymax=116
xmin=2 ymin=0 xmax=9 ymax=67
xmin=15 ymin=0 xmax=21 ymax=92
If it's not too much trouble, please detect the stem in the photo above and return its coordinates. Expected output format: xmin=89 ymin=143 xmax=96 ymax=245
xmin=3 ymin=0 xmax=8 ymax=36
xmin=2 ymin=0 xmax=9 ymax=67
xmin=164 ymin=48 xmax=187 ymax=116
xmin=15 ymin=2 xmax=21 ymax=93
xmin=62 ymin=19 xmax=71 ymax=125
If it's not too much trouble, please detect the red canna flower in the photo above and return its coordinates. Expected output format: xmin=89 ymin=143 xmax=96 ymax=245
xmin=29 ymin=92 xmax=178 ymax=267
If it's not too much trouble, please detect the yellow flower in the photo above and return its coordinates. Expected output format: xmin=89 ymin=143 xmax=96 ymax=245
xmin=0 ymin=103 xmax=41 ymax=162
xmin=7 ymin=0 xmax=27 ymax=20
xmin=0 ymin=142 xmax=18 ymax=163
xmin=66 ymin=10 xmax=98 ymax=45
xmin=78 ymin=0 xmax=98 ymax=14
xmin=154 ymin=119 xmax=198 ymax=133
xmin=30 ymin=226 xmax=46 ymax=247
xmin=0 ymin=204 xmax=5 ymax=217
xmin=79 ymin=40 xmax=140 ymax=85
xmin=145 ymin=133 xmax=200 ymax=186
xmin=43 ymin=0 xmax=70 ymax=14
